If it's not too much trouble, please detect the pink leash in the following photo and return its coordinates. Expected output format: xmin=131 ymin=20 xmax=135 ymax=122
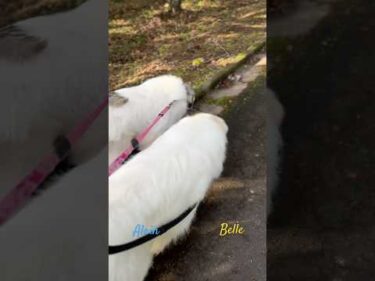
xmin=108 ymin=100 xmax=176 ymax=176
xmin=0 ymin=97 xmax=108 ymax=226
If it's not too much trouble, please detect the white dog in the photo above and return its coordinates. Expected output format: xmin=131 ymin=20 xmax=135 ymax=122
xmin=0 ymin=0 xmax=107 ymax=198
xmin=0 ymin=1 xmax=107 ymax=279
xmin=266 ymin=88 xmax=284 ymax=215
xmin=108 ymin=75 xmax=195 ymax=164
xmin=109 ymin=113 xmax=228 ymax=281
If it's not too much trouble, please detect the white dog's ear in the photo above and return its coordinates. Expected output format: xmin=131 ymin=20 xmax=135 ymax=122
xmin=0 ymin=25 xmax=47 ymax=62
xmin=109 ymin=92 xmax=128 ymax=107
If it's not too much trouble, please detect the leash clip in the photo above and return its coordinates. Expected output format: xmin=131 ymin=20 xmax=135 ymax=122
xmin=131 ymin=138 xmax=140 ymax=153
xmin=120 ymin=138 xmax=141 ymax=165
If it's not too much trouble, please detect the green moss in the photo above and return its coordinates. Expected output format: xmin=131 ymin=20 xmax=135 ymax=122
xmin=215 ymin=97 xmax=234 ymax=107
xmin=192 ymin=57 xmax=205 ymax=66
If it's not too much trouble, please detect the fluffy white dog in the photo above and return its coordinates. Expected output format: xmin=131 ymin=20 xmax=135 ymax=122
xmin=266 ymin=88 xmax=284 ymax=215
xmin=0 ymin=1 xmax=107 ymax=279
xmin=109 ymin=113 xmax=228 ymax=281
xmin=0 ymin=0 xmax=107 ymax=198
xmin=108 ymin=75 xmax=195 ymax=164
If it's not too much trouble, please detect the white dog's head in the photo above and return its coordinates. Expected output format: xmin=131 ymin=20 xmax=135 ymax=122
xmin=172 ymin=113 xmax=228 ymax=179
xmin=191 ymin=112 xmax=228 ymax=135
xmin=108 ymin=75 xmax=195 ymax=155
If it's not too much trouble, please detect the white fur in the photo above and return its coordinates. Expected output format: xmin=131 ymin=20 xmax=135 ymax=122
xmin=0 ymin=1 xmax=107 ymax=278
xmin=0 ymin=150 xmax=108 ymax=281
xmin=109 ymin=113 xmax=228 ymax=281
xmin=108 ymin=75 xmax=194 ymax=164
xmin=266 ymin=88 xmax=284 ymax=215
xmin=0 ymin=0 xmax=106 ymax=198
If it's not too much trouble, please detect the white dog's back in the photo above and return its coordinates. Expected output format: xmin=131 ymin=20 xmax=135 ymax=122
xmin=0 ymin=0 xmax=107 ymax=197
xmin=109 ymin=113 xmax=228 ymax=281
xmin=0 ymin=0 xmax=106 ymax=143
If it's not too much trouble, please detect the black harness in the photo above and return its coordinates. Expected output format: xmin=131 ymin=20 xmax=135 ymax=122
xmin=109 ymin=203 xmax=197 ymax=255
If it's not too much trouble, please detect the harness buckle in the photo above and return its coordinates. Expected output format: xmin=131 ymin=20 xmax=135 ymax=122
xmin=131 ymin=138 xmax=140 ymax=154
xmin=53 ymin=135 xmax=71 ymax=159
xmin=121 ymin=138 xmax=140 ymax=165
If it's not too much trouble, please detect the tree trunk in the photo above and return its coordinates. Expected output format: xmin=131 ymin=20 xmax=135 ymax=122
xmin=169 ymin=0 xmax=182 ymax=14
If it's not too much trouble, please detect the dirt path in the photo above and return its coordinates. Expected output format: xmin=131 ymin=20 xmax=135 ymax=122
xmin=146 ymin=59 xmax=267 ymax=281
xmin=268 ymin=0 xmax=375 ymax=280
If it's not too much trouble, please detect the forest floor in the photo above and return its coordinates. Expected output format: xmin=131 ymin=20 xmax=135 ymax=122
xmin=109 ymin=0 xmax=266 ymax=90
xmin=1 ymin=0 xmax=266 ymax=93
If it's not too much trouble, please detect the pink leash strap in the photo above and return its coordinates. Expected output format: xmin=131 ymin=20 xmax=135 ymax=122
xmin=108 ymin=101 xmax=175 ymax=176
xmin=0 ymin=97 xmax=108 ymax=226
